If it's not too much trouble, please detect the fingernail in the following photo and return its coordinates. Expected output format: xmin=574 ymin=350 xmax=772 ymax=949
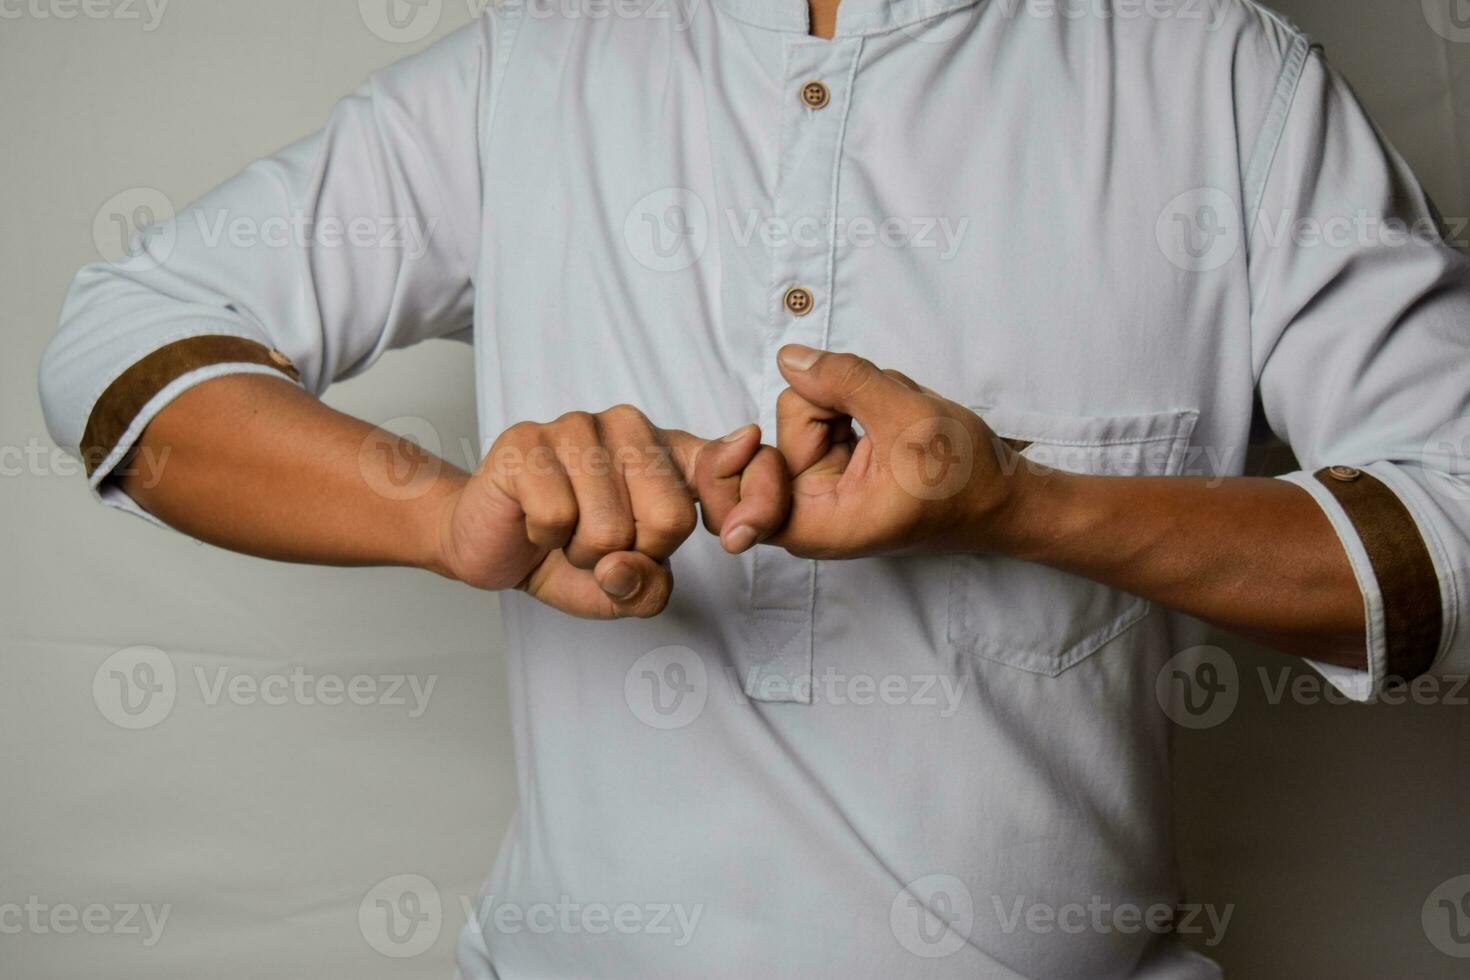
xmin=725 ymin=525 xmax=759 ymax=554
xmin=779 ymin=345 xmax=821 ymax=372
xmin=601 ymin=563 xmax=640 ymax=600
xmin=722 ymin=424 xmax=756 ymax=443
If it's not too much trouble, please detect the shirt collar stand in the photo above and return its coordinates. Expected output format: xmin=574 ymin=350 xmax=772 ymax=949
xmin=709 ymin=0 xmax=982 ymax=37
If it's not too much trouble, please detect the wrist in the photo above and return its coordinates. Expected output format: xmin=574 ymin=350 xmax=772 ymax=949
xmin=976 ymin=461 xmax=1076 ymax=562
xmin=411 ymin=473 xmax=471 ymax=581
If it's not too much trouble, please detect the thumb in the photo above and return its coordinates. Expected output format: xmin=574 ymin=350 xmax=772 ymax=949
xmin=776 ymin=346 xmax=910 ymax=436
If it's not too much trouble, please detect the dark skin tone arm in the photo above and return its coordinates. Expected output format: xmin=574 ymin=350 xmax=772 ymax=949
xmin=120 ymin=348 xmax=1365 ymax=667
xmin=118 ymin=373 xmax=790 ymax=621
xmin=766 ymin=345 xmax=1367 ymax=669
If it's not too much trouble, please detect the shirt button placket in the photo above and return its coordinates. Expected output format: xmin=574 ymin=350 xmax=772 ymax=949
xmin=742 ymin=35 xmax=863 ymax=705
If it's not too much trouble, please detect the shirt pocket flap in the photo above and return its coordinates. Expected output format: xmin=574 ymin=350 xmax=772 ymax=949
xmin=949 ymin=407 xmax=1200 ymax=677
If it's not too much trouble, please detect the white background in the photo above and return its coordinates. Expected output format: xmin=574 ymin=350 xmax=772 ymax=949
xmin=2 ymin=1 xmax=1467 ymax=977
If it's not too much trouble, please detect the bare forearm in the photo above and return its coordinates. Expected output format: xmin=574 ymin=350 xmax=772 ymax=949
xmin=996 ymin=472 xmax=1367 ymax=667
xmin=117 ymin=375 xmax=466 ymax=575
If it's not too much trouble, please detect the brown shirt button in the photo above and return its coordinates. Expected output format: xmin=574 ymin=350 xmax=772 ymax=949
xmin=783 ymin=286 xmax=815 ymax=317
xmin=1328 ymin=465 xmax=1363 ymax=483
xmin=800 ymin=81 xmax=830 ymax=110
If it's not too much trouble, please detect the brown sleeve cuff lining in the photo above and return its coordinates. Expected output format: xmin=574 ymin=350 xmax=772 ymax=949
xmin=81 ymin=335 xmax=301 ymax=478
xmin=1313 ymin=467 xmax=1443 ymax=682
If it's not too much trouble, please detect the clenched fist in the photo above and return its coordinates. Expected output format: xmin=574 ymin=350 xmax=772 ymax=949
xmin=769 ymin=345 xmax=1027 ymax=560
xmin=434 ymin=405 xmax=789 ymax=619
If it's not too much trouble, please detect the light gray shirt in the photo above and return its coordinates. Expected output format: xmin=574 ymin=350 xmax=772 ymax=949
xmin=39 ymin=0 xmax=1470 ymax=976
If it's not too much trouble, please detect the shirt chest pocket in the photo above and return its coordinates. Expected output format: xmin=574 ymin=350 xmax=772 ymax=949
xmin=948 ymin=406 xmax=1200 ymax=677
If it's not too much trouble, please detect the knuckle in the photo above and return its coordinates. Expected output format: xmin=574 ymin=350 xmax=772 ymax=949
xmin=527 ymin=502 xmax=578 ymax=537
xmin=835 ymin=355 xmax=878 ymax=391
xmin=647 ymin=499 xmax=698 ymax=539
xmin=502 ymin=420 xmax=542 ymax=446
xmin=629 ymin=578 xmax=672 ymax=618
xmin=578 ymin=520 xmax=637 ymax=556
xmin=601 ymin=403 xmax=648 ymax=426
xmin=554 ymin=410 xmax=598 ymax=437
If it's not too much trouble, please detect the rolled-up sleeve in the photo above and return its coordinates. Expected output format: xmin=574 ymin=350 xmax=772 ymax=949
xmin=1249 ymin=48 xmax=1470 ymax=699
xmin=38 ymin=18 xmax=492 ymax=508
